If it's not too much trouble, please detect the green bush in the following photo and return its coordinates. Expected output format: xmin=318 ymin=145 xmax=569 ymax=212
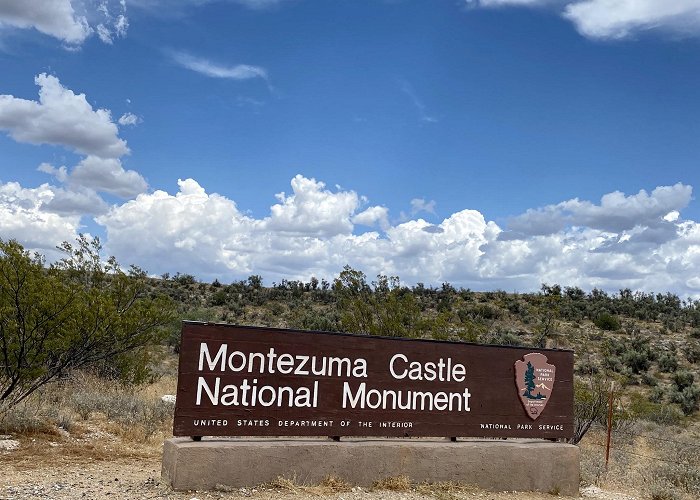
xmin=479 ymin=330 xmax=522 ymax=347
xmin=684 ymin=343 xmax=700 ymax=364
xmin=628 ymin=393 xmax=682 ymax=425
xmin=658 ymin=353 xmax=679 ymax=373
xmin=594 ymin=312 xmax=621 ymax=331
xmin=674 ymin=386 xmax=700 ymax=415
xmin=672 ymin=370 xmax=695 ymax=390
xmin=0 ymin=237 xmax=175 ymax=411
xmin=622 ymin=349 xmax=651 ymax=373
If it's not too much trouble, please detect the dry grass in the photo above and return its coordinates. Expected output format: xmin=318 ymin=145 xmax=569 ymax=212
xmin=257 ymin=475 xmax=353 ymax=495
xmin=372 ymin=475 xmax=412 ymax=491
xmin=414 ymin=481 xmax=480 ymax=499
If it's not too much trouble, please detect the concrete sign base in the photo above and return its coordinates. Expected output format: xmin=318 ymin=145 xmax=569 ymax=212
xmin=162 ymin=437 xmax=579 ymax=495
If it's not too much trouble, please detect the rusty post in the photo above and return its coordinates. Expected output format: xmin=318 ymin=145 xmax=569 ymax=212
xmin=605 ymin=382 xmax=614 ymax=470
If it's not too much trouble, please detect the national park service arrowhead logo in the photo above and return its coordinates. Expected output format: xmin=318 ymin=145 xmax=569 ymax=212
xmin=514 ymin=353 xmax=555 ymax=420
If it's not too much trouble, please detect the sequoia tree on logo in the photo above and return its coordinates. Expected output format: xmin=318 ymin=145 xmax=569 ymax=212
xmin=514 ymin=353 xmax=556 ymax=420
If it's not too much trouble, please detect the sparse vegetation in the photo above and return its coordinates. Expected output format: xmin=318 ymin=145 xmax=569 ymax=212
xmin=2 ymin=257 xmax=700 ymax=498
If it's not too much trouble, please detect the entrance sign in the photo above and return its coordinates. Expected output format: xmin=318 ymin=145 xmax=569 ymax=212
xmin=173 ymin=322 xmax=574 ymax=439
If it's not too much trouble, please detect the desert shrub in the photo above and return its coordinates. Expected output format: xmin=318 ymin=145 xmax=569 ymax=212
xmin=649 ymin=386 xmax=665 ymax=403
xmin=670 ymin=385 xmax=700 ymax=415
xmin=672 ymin=370 xmax=695 ymax=390
xmin=479 ymin=330 xmax=522 ymax=347
xmin=290 ymin=308 xmax=340 ymax=332
xmin=0 ymin=237 xmax=174 ymax=411
xmin=173 ymin=272 xmax=196 ymax=285
xmin=602 ymin=355 xmax=623 ymax=372
xmin=594 ymin=312 xmax=621 ymax=331
xmin=684 ymin=343 xmax=700 ymax=364
xmin=648 ymin=484 xmax=681 ymax=500
xmin=641 ymin=372 xmax=658 ymax=386
xmin=575 ymin=357 xmax=600 ymax=376
xmin=658 ymin=353 xmax=679 ymax=373
xmin=467 ymin=303 xmax=503 ymax=321
xmin=0 ymin=400 xmax=53 ymax=434
xmin=653 ymin=441 xmax=700 ymax=496
xmin=209 ymin=289 xmax=228 ymax=306
xmin=69 ymin=386 xmax=172 ymax=439
xmin=621 ymin=349 xmax=651 ymax=373
xmin=627 ymin=393 xmax=682 ymax=425
xmin=334 ymin=268 xmax=439 ymax=338
xmin=569 ymin=375 xmax=611 ymax=445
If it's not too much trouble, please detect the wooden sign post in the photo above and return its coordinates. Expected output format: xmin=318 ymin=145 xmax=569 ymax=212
xmin=173 ymin=322 xmax=574 ymax=440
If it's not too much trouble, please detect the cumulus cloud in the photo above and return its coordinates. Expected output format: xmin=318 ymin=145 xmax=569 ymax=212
xmin=41 ymin=186 xmax=109 ymax=216
xmin=170 ymin=51 xmax=268 ymax=81
xmin=265 ymin=175 xmax=360 ymax=237
xmin=70 ymin=156 xmax=148 ymax=198
xmin=0 ymin=74 xmax=147 ymax=203
xmin=88 ymin=176 xmax=700 ymax=297
xmin=353 ymin=206 xmax=390 ymax=230
xmin=467 ymin=0 xmax=700 ymax=39
xmin=0 ymin=0 xmax=128 ymax=46
xmin=0 ymin=181 xmax=81 ymax=253
xmin=505 ymin=183 xmax=692 ymax=236
xmin=0 ymin=74 xmax=128 ymax=158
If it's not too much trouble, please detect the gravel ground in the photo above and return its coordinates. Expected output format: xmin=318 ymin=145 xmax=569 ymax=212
xmin=0 ymin=435 xmax=638 ymax=500
xmin=0 ymin=457 xmax=641 ymax=500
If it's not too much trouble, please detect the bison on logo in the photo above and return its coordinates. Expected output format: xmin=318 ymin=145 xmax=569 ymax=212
xmin=514 ymin=353 xmax=555 ymax=420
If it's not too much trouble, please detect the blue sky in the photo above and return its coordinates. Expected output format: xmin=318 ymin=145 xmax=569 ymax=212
xmin=1 ymin=0 xmax=700 ymax=296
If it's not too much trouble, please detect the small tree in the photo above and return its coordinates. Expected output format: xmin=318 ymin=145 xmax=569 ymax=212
xmin=568 ymin=374 xmax=611 ymax=445
xmin=334 ymin=266 xmax=426 ymax=338
xmin=0 ymin=236 xmax=174 ymax=411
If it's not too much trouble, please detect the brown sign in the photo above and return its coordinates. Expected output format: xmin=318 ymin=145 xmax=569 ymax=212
xmin=173 ymin=322 xmax=574 ymax=439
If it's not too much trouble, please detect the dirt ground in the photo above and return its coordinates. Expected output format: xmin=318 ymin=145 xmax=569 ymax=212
xmin=0 ymin=434 xmax=638 ymax=500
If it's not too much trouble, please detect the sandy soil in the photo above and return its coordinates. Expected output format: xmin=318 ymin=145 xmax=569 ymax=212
xmin=0 ymin=435 xmax=638 ymax=500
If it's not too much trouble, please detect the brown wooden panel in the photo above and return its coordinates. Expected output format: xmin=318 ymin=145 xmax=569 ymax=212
xmin=173 ymin=322 xmax=574 ymax=439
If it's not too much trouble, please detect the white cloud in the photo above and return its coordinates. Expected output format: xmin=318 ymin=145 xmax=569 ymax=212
xmin=0 ymin=0 xmax=90 ymax=44
xmin=5 ymin=140 xmax=700 ymax=296
xmin=0 ymin=181 xmax=81 ymax=253
xmin=37 ymin=162 xmax=69 ymax=183
xmin=0 ymin=0 xmax=128 ymax=46
xmin=506 ymin=183 xmax=692 ymax=236
xmin=265 ymin=175 xmax=359 ymax=237
xmin=89 ymin=176 xmax=700 ymax=297
xmin=171 ymin=51 xmax=268 ymax=81
xmin=1 ymin=74 xmax=147 ymax=202
xmin=468 ymin=0 xmax=700 ymax=39
xmin=118 ymin=112 xmax=141 ymax=126
xmin=0 ymin=74 xmax=128 ymax=158
xmin=41 ymin=186 xmax=109 ymax=216
xmin=564 ymin=0 xmax=700 ymax=39
xmin=411 ymin=198 xmax=437 ymax=215
xmin=70 ymin=156 xmax=148 ymax=198
xmin=353 ymin=206 xmax=390 ymax=230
